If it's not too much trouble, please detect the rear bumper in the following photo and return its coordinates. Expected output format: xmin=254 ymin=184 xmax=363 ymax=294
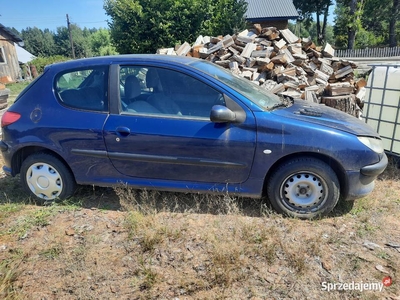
xmin=0 ymin=140 xmax=8 ymax=151
xmin=2 ymin=165 xmax=12 ymax=176
xmin=345 ymin=153 xmax=388 ymax=200
xmin=1 ymin=141 xmax=12 ymax=176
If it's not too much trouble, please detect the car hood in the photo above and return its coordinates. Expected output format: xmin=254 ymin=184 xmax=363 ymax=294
xmin=271 ymin=100 xmax=380 ymax=137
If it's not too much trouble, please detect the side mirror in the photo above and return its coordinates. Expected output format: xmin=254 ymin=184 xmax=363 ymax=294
xmin=210 ymin=105 xmax=236 ymax=123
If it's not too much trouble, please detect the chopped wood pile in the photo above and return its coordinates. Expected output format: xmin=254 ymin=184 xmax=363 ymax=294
xmin=0 ymin=83 xmax=10 ymax=110
xmin=157 ymin=25 xmax=366 ymax=118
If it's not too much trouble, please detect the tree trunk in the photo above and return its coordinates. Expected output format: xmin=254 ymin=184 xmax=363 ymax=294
xmin=389 ymin=0 xmax=399 ymax=47
xmin=348 ymin=0 xmax=357 ymax=49
xmin=316 ymin=12 xmax=322 ymax=44
xmin=321 ymin=3 xmax=330 ymax=45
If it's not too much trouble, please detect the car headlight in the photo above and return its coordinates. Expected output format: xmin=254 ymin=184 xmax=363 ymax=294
xmin=357 ymin=136 xmax=384 ymax=153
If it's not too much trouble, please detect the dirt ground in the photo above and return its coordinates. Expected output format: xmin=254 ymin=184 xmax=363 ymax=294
xmin=0 ymin=156 xmax=400 ymax=300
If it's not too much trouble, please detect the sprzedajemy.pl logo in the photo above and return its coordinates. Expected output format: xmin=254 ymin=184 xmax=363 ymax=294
xmin=321 ymin=277 xmax=392 ymax=292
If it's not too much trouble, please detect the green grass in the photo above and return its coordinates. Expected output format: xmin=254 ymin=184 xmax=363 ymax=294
xmin=5 ymin=207 xmax=56 ymax=239
xmin=5 ymin=81 xmax=30 ymax=104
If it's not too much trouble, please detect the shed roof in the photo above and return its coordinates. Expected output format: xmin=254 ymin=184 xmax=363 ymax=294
xmin=245 ymin=0 xmax=299 ymax=21
xmin=0 ymin=23 xmax=23 ymax=44
xmin=15 ymin=43 xmax=36 ymax=64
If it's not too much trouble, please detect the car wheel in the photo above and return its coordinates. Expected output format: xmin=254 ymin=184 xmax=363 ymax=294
xmin=267 ymin=157 xmax=340 ymax=219
xmin=20 ymin=153 xmax=76 ymax=203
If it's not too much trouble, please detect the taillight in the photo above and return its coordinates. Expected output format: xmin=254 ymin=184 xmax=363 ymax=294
xmin=1 ymin=111 xmax=21 ymax=127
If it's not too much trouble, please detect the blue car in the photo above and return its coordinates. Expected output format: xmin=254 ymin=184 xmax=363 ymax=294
xmin=0 ymin=55 xmax=388 ymax=218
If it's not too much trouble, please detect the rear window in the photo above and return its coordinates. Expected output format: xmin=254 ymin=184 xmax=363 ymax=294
xmin=55 ymin=66 xmax=108 ymax=112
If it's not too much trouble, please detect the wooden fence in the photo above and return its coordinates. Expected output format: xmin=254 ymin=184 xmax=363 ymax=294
xmin=335 ymin=47 xmax=400 ymax=58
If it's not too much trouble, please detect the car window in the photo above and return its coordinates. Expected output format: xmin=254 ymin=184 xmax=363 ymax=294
xmin=55 ymin=66 xmax=108 ymax=112
xmin=190 ymin=60 xmax=282 ymax=110
xmin=120 ymin=66 xmax=224 ymax=119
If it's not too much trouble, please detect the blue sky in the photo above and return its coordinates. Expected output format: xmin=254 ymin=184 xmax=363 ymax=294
xmin=0 ymin=0 xmax=109 ymax=32
xmin=0 ymin=0 xmax=336 ymax=33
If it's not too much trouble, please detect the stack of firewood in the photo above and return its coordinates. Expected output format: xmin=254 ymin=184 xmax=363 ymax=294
xmin=157 ymin=25 xmax=365 ymax=117
xmin=0 ymin=83 xmax=9 ymax=110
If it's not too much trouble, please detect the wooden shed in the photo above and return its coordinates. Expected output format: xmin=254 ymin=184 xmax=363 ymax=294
xmin=0 ymin=23 xmax=24 ymax=83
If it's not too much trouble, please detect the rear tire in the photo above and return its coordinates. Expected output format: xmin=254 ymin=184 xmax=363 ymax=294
xmin=267 ymin=157 xmax=340 ymax=219
xmin=20 ymin=153 xmax=76 ymax=204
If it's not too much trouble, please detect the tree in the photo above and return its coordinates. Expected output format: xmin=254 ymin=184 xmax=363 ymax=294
xmin=202 ymin=0 xmax=247 ymax=36
xmin=389 ymin=0 xmax=399 ymax=47
xmin=334 ymin=0 xmax=365 ymax=49
xmin=21 ymin=27 xmax=56 ymax=57
xmin=104 ymin=0 xmax=247 ymax=54
xmin=54 ymin=25 xmax=92 ymax=58
xmin=289 ymin=21 xmax=335 ymax=45
xmin=90 ymin=28 xmax=118 ymax=56
xmin=347 ymin=0 xmax=365 ymax=49
xmin=293 ymin=0 xmax=333 ymax=45
xmin=334 ymin=0 xmax=398 ymax=48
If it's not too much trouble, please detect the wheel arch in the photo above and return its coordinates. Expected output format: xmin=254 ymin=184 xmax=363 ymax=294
xmin=11 ymin=146 xmax=76 ymax=182
xmin=263 ymin=152 xmax=348 ymax=199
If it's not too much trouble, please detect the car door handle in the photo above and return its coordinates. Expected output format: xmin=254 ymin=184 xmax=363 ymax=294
xmin=116 ymin=126 xmax=131 ymax=137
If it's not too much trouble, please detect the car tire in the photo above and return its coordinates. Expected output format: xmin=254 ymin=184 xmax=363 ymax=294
xmin=267 ymin=157 xmax=340 ymax=219
xmin=20 ymin=152 xmax=76 ymax=203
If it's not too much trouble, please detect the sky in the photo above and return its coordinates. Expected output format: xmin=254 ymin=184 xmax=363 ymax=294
xmin=0 ymin=0 xmax=109 ymax=32
xmin=0 ymin=0 xmax=336 ymax=34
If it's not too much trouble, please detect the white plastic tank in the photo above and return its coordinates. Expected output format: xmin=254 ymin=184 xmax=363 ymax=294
xmin=364 ymin=65 xmax=400 ymax=155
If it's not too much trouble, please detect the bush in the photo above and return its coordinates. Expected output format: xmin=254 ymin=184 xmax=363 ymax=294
xmin=30 ymin=55 xmax=70 ymax=74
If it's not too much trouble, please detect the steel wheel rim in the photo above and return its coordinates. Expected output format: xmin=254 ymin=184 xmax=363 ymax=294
xmin=26 ymin=162 xmax=63 ymax=200
xmin=280 ymin=172 xmax=328 ymax=212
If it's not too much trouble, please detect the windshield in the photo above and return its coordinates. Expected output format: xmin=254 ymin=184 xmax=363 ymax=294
xmin=190 ymin=60 xmax=282 ymax=110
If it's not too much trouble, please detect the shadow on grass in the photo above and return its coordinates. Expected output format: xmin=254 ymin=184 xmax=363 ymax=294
xmin=0 ymin=174 xmax=269 ymax=217
xmin=113 ymin=186 xmax=269 ymax=217
xmin=3 ymin=157 xmax=398 ymax=219
xmin=0 ymin=174 xmax=356 ymax=219
xmin=0 ymin=174 xmax=122 ymax=211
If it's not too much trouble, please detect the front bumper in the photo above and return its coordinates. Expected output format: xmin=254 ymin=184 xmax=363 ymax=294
xmin=361 ymin=154 xmax=388 ymax=177
xmin=345 ymin=153 xmax=388 ymax=200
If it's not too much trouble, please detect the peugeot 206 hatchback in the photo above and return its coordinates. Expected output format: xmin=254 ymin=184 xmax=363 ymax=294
xmin=0 ymin=55 xmax=388 ymax=218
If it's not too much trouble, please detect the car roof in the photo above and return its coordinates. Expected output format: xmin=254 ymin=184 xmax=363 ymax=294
xmin=45 ymin=54 xmax=199 ymax=72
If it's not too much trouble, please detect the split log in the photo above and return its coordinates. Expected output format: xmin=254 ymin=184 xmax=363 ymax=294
xmin=280 ymin=29 xmax=300 ymax=44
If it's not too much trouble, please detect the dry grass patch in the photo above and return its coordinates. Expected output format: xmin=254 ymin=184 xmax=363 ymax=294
xmin=0 ymin=155 xmax=399 ymax=298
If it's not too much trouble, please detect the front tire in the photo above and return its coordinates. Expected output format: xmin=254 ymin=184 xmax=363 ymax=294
xmin=267 ymin=157 xmax=340 ymax=219
xmin=20 ymin=153 xmax=76 ymax=203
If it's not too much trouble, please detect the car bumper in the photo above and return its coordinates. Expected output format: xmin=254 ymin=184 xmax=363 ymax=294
xmin=361 ymin=153 xmax=388 ymax=177
xmin=2 ymin=165 xmax=12 ymax=176
xmin=1 ymin=141 xmax=12 ymax=176
xmin=0 ymin=140 xmax=8 ymax=151
xmin=345 ymin=153 xmax=388 ymax=200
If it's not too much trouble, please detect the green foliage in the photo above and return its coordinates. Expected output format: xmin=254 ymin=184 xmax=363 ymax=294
xmin=202 ymin=0 xmax=247 ymax=36
xmin=18 ymin=26 xmax=117 ymax=61
xmin=289 ymin=21 xmax=335 ymax=45
xmin=30 ymin=55 xmax=70 ymax=74
xmin=293 ymin=0 xmax=334 ymax=44
xmin=104 ymin=0 xmax=247 ymax=54
xmin=21 ymin=27 xmax=56 ymax=57
xmin=90 ymin=28 xmax=118 ymax=56
xmin=53 ymin=25 xmax=92 ymax=58
xmin=334 ymin=0 xmax=399 ymax=48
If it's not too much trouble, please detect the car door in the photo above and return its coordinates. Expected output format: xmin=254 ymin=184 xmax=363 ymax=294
xmin=103 ymin=64 xmax=257 ymax=184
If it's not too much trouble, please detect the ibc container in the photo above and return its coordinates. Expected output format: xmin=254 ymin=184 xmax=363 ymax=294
xmin=364 ymin=64 xmax=400 ymax=156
